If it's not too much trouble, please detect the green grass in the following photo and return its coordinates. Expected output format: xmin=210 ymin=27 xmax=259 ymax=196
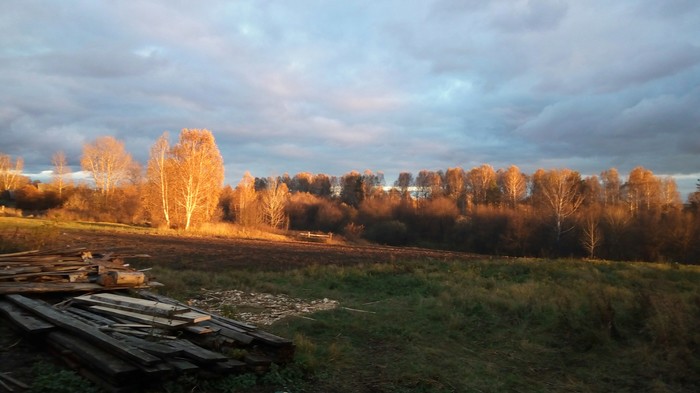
xmin=146 ymin=258 xmax=700 ymax=393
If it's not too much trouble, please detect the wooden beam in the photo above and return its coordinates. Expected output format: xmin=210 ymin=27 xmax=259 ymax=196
xmin=6 ymin=294 xmax=160 ymax=366
xmin=88 ymin=306 xmax=191 ymax=329
xmin=0 ymin=300 xmax=54 ymax=334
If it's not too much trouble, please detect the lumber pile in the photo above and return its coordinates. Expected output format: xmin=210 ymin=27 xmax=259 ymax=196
xmin=0 ymin=248 xmax=150 ymax=294
xmin=1 ymin=291 xmax=295 ymax=392
xmin=0 ymin=249 xmax=295 ymax=392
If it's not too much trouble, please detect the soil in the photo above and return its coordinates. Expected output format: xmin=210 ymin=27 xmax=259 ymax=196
xmin=52 ymin=229 xmax=476 ymax=271
xmin=0 ymin=228 xmax=478 ymax=390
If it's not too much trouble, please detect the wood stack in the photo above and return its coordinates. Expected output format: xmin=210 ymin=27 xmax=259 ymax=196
xmin=0 ymin=249 xmax=295 ymax=392
xmin=0 ymin=248 xmax=149 ymax=294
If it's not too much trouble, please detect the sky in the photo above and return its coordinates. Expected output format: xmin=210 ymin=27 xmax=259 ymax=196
xmin=1 ymin=0 xmax=699 ymax=198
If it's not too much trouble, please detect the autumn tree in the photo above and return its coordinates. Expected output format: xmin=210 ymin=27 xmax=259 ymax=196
xmin=415 ymin=170 xmax=443 ymax=199
xmin=498 ymin=165 xmax=527 ymax=208
xmin=0 ymin=154 xmax=24 ymax=191
xmin=169 ymin=129 xmax=224 ymax=230
xmin=601 ymin=168 xmax=621 ymax=206
xmin=291 ymin=172 xmax=313 ymax=193
xmin=394 ymin=172 xmax=414 ymax=197
xmin=467 ymin=164 xmax=498 ymax=205
xmin=340 ymin=171 xmax=364 ymax=207
xmin=624 ymin=166 xmax=661 ymax=212
xmin=81 ymin=136 xmax=135 ymax=196
xmin=51 ymin=151 xmax=71 ymax=198
xmin=659 ymin=176 xmax=681 ymax=209
xmin=309 ymin=173 xmax=332 ymax=197
xmin=259 ymin=177 xmax=289 ymax=228
xmin=233 ymin=171 xmax=258 ymax=226
xmin=533 ymin=168 xmax=585 ymax=245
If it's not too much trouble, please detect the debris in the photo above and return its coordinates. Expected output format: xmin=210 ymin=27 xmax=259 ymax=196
xmin=188 ymin=288 xmax=339 ymax=325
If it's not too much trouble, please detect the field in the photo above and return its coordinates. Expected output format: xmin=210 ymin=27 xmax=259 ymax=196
xmin=1 ymin=217 xmax=700 ymax=392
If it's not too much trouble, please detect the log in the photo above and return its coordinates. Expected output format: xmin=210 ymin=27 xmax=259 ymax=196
xmin=97 ymin=272 xmax=145 ymax=287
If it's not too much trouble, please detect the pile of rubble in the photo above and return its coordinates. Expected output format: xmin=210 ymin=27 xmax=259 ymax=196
xmin=189 ymin=289 xmax=339 ymax=325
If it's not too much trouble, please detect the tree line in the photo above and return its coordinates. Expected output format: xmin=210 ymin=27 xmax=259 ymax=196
xmin=2 ymin=129 xmax=700 ymax=263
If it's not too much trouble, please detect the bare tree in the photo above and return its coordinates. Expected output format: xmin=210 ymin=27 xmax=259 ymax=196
xmin=51 ymin=151 xmax=71 ymax=198
xmin=146 ymin=133 xmax=172 ymax=227
xmin=260 ymin=177 xmax=289 ymax=228
xmin=81 ymin=136 xmax=134 ymax=195
xmin=170 ymin=129 xmax=224 ymax=230
xmin=581 ymin=211 xmax=603 ymax=258
xmin=535 ymin=168 xmax=585 ymax=244
xmin=0 ymin=154 xmax=24 ymax=191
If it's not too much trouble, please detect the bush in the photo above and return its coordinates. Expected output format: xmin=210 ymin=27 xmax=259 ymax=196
xmin=365 ymin=220 xmax=410 ymax=245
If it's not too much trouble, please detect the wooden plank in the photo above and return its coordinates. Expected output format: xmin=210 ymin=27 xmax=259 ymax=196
xmin=0 ymin=282 xmax=148 ymax=294
xmin=88 ymin=306 xmax=191 ymax=328
xmin=164 ymin=339 xmax=229 ymax=364
xmin=138 ymin=291 xmax=257 ymax=330
xmin=47 ymin=331 xmax=140 ymax=380
xmin=6 ymin=294 xmax=160 ymax=366
xmin=111 ymin=333 xmax=183 ymax=357
xmin=0 ymin=266 xmax=43 ymax=275
xmin=198 ymin=321 xmax=254 ymax=345
xmin=81 ymin=294 xmax=210 ymax=323
xmin=89 ymin=293 xmax=189 ymax=313
xmin=65 ymin=306 xmax=120 ymax=326
xmin=0 ymin=300 xmax=54 ymax=333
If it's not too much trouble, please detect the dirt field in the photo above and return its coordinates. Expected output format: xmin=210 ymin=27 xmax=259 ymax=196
xmin=53 ymin=230 xmax=477 ymax=271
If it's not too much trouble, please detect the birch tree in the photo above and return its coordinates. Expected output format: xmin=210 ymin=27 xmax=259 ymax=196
xmin=260 ymin=177 xmax=289 ymax=228
xmin=170 ymin=129 xmax=224 ymax=230
xmin=467 ymin=164 xmax=498 ymax=205
xmin=51 ymin=151 xmax=71 ymax=198
xmin=81 ymin=136 xmax=134 ymax=195
xmin=499 ymin=165 xmax=527 ymax=208
xmin=146 ymin=133 xmax=172 ymax=227
xmin=0 ymin=154 xmax=24 ymax=191
xmin=535 ymin=168 xmax=585 ymax=244
xmin=233 ymin=171 xmax=258 ymax=226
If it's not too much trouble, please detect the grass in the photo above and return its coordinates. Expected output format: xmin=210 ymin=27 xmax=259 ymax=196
xmin=0 ymin=217 xmax=291 ymax=253
xmin=144 ymin=258 xmax=700 ymax=393
xmin=2 ymin=216 xmax=699 ymax=392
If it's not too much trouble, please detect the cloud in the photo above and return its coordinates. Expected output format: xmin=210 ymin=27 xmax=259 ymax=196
xmin=0 ymin=0 xmax=699 ymax=200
